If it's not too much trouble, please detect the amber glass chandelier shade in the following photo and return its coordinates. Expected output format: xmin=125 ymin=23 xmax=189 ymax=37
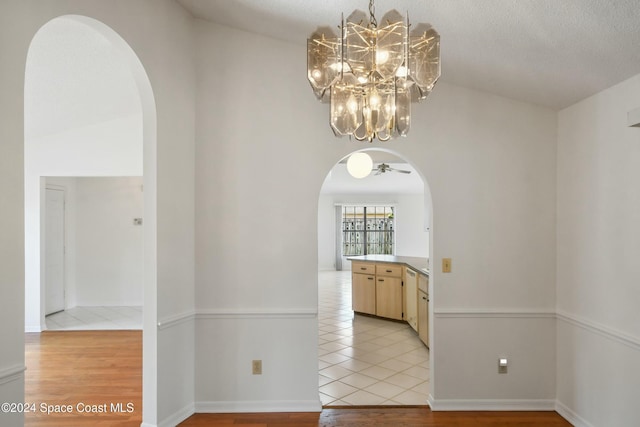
xmin=307 ymin=2 xmax=440 ymax=142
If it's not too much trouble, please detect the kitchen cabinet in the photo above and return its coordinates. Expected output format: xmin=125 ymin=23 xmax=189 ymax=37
xmin=349 ymin=256 xmax=429 ymax=332
xmin=352 ymin=268 xmax=376 ymax=315
xmin=405 ymin=268 xmax=418 ymax=331
xmin=418 ymin=273 xmax=429 ymax=347
xmin=418 ymin=290 xmax=429 ymax=347
xmin=375 ymin=275 xmax=403 ymax=320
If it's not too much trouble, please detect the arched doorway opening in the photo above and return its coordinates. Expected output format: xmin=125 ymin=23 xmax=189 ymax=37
xmin=317 ymin=148 xmax=433 ymax=406
xmin=24 ymin=14 xmax=157 ymax=423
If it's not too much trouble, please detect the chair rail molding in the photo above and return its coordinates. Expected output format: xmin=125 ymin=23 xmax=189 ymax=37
xmin=556 ymin=310 xmax=640 ymax=351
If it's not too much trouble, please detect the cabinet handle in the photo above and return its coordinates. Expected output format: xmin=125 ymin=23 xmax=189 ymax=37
xmin=386 ymin=269 xmax=393 ymax=273
xmin=367 ymin=277 xmax=373 ymax=280
xmin=378 ymin=279 xmax=384 ymax=282
xmin=422 ymin=296 xmax=427 ymax=300
xmin=360 ymin=267 xmax=367 ymax=270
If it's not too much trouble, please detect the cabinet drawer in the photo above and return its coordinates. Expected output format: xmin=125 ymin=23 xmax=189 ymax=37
xmin=352 ymin=262 xmax=375 ymax=274
xmin=376 ymin=263 xmax=402 ymax=277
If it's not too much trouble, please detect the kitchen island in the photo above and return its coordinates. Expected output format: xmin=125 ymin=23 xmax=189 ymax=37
xmin=347 ymin=255 xmax=429 ymax=347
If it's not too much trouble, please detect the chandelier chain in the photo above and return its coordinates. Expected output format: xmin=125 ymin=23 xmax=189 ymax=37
xmin=369 ymin=0 xmax=377 ymax=28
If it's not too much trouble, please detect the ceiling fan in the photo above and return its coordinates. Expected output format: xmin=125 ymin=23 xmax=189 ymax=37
xmin=373 ymin=163 xmax=411 ymax=175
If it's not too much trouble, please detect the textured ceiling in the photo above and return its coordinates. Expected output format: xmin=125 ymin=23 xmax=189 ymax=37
xmin=178 ymin=0 xmax=640 ymax=110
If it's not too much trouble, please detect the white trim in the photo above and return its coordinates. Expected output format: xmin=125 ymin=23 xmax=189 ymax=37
xmin=434 ymin=309 xmax=556 ymax=318
xmin=0 ymin=365 xmax=26 ymax=386
xmin=158 ymin=308 xmax=318 ymax=329
xmin=157 ymin=402 xmax=195 ymax=427
xmin=333 ymin=202 xmax=398 ymax=207
xmin=25 ymin=324 xmax=43 ymax=333
xmin=428 ymin=395 xmax=556 ymax=411
xmin=557 ymin=310 xmax=640 ymax=351
xmin=555 ymin=400 xmax=595 ymax=427
xmin=196 ymin=308 xmax=318 ymax=320
xmin=157 ymin=310 xmax=195 ymax=330
xmin=195 ymin=399 xmax=322 ymax=413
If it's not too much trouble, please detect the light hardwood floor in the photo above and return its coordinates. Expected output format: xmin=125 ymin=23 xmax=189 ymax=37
xmin=25 ymin=331 xmax=572 ymax=427
xmin=25 ymin=330 xmax=142 ymax=426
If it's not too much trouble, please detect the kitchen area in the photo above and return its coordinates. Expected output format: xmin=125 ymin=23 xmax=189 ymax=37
xmin=348 ymin=255 xmax=429 ymax=349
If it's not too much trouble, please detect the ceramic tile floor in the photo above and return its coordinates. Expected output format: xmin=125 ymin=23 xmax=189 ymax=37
xmin=45 ymin=306 xmax=142 ymax=330
xmin=318 ymin=270 xmax=430 ymax=406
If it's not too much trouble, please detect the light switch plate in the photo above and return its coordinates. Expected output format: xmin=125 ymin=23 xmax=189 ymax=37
xmin=442 ymin=258 xmax=451 ymax=273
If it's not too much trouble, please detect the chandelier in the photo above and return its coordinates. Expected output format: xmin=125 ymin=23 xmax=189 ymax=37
xmin=307 ymin=0 xmax=440 ymax=142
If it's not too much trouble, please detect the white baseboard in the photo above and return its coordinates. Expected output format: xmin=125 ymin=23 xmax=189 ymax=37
xmin=156 ymin=402 xmax=195 ymax=427
xmin=428 ymin=395 xmax=556 ymax=411
xmin=195 ymin=399 xmax=322 ymax=413
xmin=555 ymin=400 xmax=594 ymax=427
xmin=25 ymin=324 xmax=42 ymax=333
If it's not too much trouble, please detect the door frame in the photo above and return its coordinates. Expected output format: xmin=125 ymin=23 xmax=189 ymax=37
xmin=44 ymin=184 xmax=67 ymax=316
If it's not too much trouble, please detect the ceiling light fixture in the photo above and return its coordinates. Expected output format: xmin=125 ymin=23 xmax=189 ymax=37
xmin=307 ymin=0 xmax=440 ymax=142
xmin=346 ymin=152 xmax=373 ymax=178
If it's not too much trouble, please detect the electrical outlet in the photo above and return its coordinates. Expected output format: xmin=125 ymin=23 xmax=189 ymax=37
xmin=442 ymin=258 xmax=452 ymax=273
xmin=498 ymin=358 xmax=508 ymax=374
xmin=252 ymin=360 xmax=262 ymax=375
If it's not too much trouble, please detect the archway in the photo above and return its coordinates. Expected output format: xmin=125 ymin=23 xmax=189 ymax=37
xmin=24 ymin=14 xmax=157 ymax=423
xmin=317 ymin=148 xmax=434 ymax=406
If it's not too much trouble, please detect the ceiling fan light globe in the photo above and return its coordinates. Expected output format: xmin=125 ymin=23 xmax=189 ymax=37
xmin=347 ymin=152 xmax=373 ymax=178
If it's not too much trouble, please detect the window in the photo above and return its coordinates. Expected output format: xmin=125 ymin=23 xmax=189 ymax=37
xmin=342 ymin=205 xmax=394 ymax=255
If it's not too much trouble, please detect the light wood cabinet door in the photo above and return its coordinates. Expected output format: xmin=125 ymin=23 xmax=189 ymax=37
xmin=352 ymin=273 xmax=376 ymax=315
xmin=375 ymin=276 xmax=403 ymax=320
xmin=405 ymin=268 xmax=418 ymax=331
xmin=418 ymin=290 xmax=429 ymax=347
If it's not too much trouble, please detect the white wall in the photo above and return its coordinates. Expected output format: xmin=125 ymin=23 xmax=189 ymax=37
xmin=0 ymin=2 xmax=196 ymax=426
xmin=74 ymin=177 xmax=144 ymax=306
xmin=556 ymin=73 xmax=640 ymax=427
xmin=44 ymin=176 xmax=144 ymax=309
xmin=317 ymin=193 xmax=429 ymax=271
xmin=194 ymin=19 xmax=558 ymax=412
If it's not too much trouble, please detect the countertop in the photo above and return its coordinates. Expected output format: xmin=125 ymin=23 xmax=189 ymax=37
xmin=347 ymin=255 xmax=429 ymax=276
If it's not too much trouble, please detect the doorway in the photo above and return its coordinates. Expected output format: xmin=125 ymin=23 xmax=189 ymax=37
xmin=318 ymin=149 xmax=431 ymax=406
xmin=24 ymin=14 xmax=157 ymax=425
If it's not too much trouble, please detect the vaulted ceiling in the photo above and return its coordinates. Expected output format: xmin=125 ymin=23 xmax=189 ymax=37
xmin=178 ymin=0 xmax=640 ymax=110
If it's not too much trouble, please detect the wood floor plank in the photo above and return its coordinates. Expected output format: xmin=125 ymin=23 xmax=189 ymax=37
xmin=180 ymin=408 xmax=573 ymax=426
xmin=25 ymin=331 xmax=572 ymax=427
xmin=25 ymin=331 xmax=142 ymax=427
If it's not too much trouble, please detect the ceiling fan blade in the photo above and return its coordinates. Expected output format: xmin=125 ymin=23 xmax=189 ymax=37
xmin=387 ymin=166 xmax=411 ymax=174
